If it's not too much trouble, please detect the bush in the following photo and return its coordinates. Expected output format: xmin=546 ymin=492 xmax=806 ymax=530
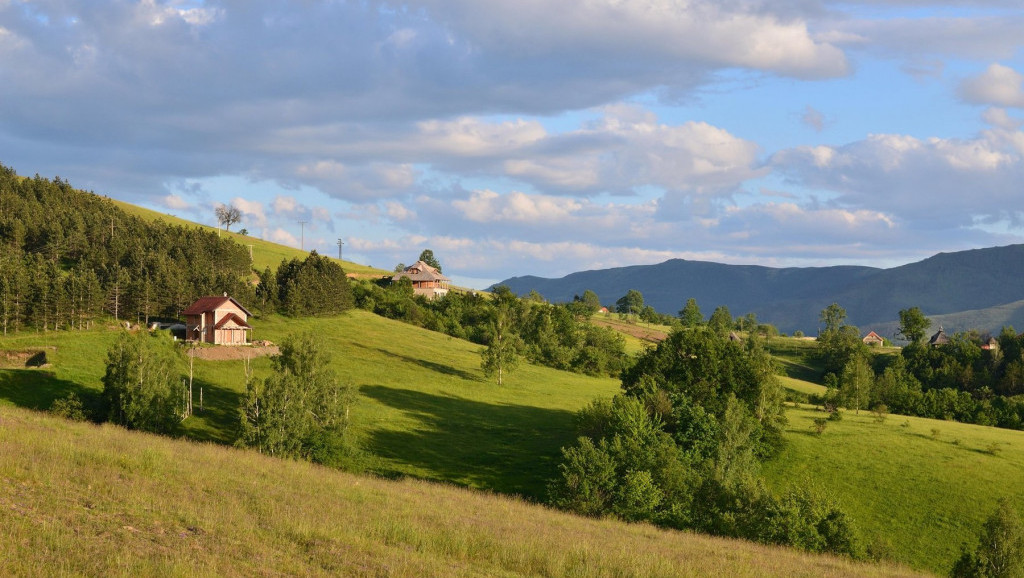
xmin=101 ymin=331 xmax=184 ymax=434
xmin=50 ymin=392 xmax=90 ymax=422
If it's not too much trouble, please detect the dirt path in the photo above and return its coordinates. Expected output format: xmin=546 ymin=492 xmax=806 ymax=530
xmin=190 ymin=345 xmax=279 ymax=361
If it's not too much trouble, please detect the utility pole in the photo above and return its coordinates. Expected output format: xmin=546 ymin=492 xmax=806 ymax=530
xmin=298 ymin=221 xmax=307 ymax=251
xmin=337 ymin=239 xmax=344 ymax=261
xmin=247 ymin=244 xmax=254 ymax=262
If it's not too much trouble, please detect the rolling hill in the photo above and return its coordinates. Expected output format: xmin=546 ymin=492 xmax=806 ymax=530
xmin=494 ymin=244 xmax=1024 ymax=336
xmin=0 ymin=405 xmax=921 ymax=577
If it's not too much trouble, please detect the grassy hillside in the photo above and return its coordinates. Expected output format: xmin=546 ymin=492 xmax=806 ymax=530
xmin=0 ymin=311 xmax=620 ymax=498
xmin=4 ymin=314 xmax=1023 ymax=573
xmin=111 ymin=199 xmax=390 ymax=277
xmin=0 ymin=406 xmax=920 ymax=577
xmin=763 ymin=406 xmax=1024 ymax=573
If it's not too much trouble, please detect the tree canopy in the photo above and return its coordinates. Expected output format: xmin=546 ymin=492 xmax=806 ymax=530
xmin=418 ymin=249 xmax=442 ymax=272
xmin=101 ymin=331 xmax=184 ymax=434
xmin=238 ymin=333 xmax=357 ymax=465
xmin=615 ymin=289 xmax=644 ymax=315
xmin=678 ymin=297 xmax=703 ymax=327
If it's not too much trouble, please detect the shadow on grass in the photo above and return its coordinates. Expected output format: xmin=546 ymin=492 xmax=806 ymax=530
xmin=0 ymin=368 xmax=99 ymax=412
xmin=180 ymin=376 xmax=244 ymax=445
xmin=775 ymin=358 xmax=823 ymax=384
xmin=361 ymin=384 xmax=577 ymax=501
xmin=353 ymin=342 xmax=483 ymax=382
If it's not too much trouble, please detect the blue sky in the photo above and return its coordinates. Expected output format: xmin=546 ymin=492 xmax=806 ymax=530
xmin=2 ymin=1 xmax=1023 ymax=289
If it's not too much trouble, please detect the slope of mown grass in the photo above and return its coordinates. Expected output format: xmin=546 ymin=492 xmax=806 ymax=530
xmin=763 ymin=405 xmax=1024 ymax=574
xmin=111 ymin=199 xmax=389 ymax=276
xmin=0 ymin=405 xmax=923 ymax=577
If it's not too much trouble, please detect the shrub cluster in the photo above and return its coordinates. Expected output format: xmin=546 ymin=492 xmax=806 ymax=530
xmin=550 ymin=328 xmax=862 ymax=558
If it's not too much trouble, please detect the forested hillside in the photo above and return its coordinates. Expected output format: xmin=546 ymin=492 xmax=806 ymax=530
xmin=0 ymin=164 xmax=254 ymax=332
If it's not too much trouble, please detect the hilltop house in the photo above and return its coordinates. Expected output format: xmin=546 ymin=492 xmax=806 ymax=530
xmin=183 ymin=294 xmax=253 ymax=345
xmin=392 ymin=260 xmax=451 ymax=299
xmin=862 ymin=331 xmax=884 ymax=347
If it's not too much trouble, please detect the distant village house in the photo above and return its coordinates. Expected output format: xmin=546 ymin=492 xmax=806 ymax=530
xmin=183 ymin=294 xmax=253 ymax=345
xmin=929 ymin=327 xmax=950 ymax=347
xmin=392 ymin=260 xmax=451 ymax=299
xmin=862 ymin=331 xmax=884 ymax=347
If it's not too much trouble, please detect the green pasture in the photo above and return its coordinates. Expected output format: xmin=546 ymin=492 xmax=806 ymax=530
xmin=3 ymin=314 xmax=1023 ymax=573
xmin=0 ymin=311 xmax=619 ymax=499
xmin=763 ymin=405 xmax=1024 ymax=574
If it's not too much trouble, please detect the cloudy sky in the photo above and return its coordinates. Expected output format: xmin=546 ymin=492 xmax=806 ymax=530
xmin=3 ymin=1 xmax=1024 ymax=288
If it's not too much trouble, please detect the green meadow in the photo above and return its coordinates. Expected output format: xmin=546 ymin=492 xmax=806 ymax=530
xmin=0 ymin=311 xmax=620 ymax=499
xmin=763 ymin=405 xmax=1024 ymax=573
xmin=3 ymin=311 xmax=1023 ymax=573
xmin=0 ymin=405 xmax=921 ymax=577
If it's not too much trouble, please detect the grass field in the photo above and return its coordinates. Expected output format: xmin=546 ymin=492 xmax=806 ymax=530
xmin=0 ymin=405 xmax=922 ymax=577
xmin=763 ymin=405 xmax=1024 ymax=573
xmin=3 ymin=314 xmax=1022 ymax=573
xmin=589 ymin=314 xmax=670 ymax=355
xmin=0 ymin=311 xmax=620 ymax=499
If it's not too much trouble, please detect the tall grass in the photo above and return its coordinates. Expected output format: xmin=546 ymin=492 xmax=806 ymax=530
xmin=0 ymin=406 xmax=921 ymax=577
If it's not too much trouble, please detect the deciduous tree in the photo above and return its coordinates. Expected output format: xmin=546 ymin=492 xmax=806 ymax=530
xmin=679 ymin=297 xmax=703 ymax=327
xmin=101 ymin=331 xmax=184 ymax=434
xmin=238 ymin=333 xmax=357 ymax=464
xmin=897 ymin=306 xmax=930 ymax=344
xmin=215 ymin=204 xmax=242 ymax=232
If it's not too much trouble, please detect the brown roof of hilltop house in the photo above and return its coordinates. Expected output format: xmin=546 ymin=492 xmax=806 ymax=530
xmin=183 ymin=295 xmax=254 ymax=317
xmin=392 ymin=261 xmax=450 ymax=283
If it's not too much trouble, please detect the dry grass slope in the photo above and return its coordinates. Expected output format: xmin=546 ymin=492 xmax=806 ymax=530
xmin=0 ymin=406 xmax=922 ymax=577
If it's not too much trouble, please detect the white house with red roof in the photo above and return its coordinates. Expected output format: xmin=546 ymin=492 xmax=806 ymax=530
xmin=183 ymin=294 xmax=253 ymax=345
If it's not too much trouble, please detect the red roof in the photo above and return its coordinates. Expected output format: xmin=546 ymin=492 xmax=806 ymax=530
xmin=183 ymin=295 xmax=253 ymax=317
xmin=214 ymin=312 xmax=251 ymax=330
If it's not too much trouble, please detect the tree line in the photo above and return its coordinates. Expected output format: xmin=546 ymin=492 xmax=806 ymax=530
xmin=815 ymin=304 xmax=1024 ymax=430
xmin=352 ymin=281 xmax=629 ymax=380
xmin=0 ymin=165 xmax=254 ymax=333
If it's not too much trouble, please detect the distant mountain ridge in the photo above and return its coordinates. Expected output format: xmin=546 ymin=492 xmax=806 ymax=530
xmin=494 ymin=244 xmax=1024 ymax=336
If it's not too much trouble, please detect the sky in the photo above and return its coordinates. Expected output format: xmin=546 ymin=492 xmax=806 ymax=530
xmin=2 ymin=1 xmax=1024 ymax=289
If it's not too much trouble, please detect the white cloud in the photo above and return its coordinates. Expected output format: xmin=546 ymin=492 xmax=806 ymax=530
xmin=268 ymin=228 xmax=299 ymax=248
xmin=773 ymin=127 xmax=1024 ymax=228
xmin=960 ymin=63 xmax=1024 ymax=108
xmin=162 ymin=194 xmax=191 ymax=210
xmin=230 ymin=197 xmax=267 ymax=228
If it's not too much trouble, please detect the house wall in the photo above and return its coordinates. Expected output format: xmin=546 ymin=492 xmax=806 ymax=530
xmin=187 ymin=301 xmax=250 ymax=345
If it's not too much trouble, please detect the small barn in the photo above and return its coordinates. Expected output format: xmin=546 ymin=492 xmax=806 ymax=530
xmin=392 ymin=260 xmax=451 ymax=299
xmin=929 ymin=326 xmax=950 ymax=347
xmin=862 ymin=331 xmax=884 ymax=347
xmin=183 ymin=294 xmax=253 ymax=345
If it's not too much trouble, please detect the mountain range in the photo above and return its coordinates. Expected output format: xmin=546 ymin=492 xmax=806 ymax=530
xmin=494 ymin=244 xmax=1024 ymax=337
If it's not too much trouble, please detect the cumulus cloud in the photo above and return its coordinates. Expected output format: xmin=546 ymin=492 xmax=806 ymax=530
xmin=230 ymin=197 xmax=268 ymax=228
xmin=161 ymin=194 xmax=191 ymax=211
xmin=773 ymin=128 xmax=1024 ymax=228
xmin=960 ymin=63 xmax=1024 ymax=108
